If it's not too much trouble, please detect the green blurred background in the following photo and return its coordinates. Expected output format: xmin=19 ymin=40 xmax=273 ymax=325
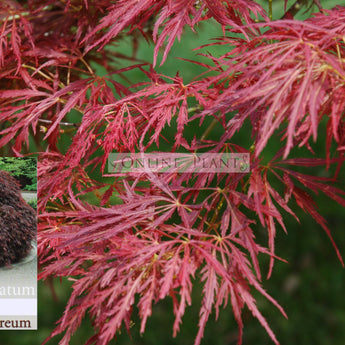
xmin=1 ymin=0 xmax=344 ymax=344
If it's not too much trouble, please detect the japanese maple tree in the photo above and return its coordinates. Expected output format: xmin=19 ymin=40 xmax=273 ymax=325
xmin=0 ymin=169 xmax=36 ymax=266
xmin=0 ymin=0 xmax=344 ymax=344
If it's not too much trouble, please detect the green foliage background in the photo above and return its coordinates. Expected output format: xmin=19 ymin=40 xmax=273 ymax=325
xmin=0 ymin=157 xmax=37 ymax=191
xmin=0 ymin=0 xmax=344 ymax=344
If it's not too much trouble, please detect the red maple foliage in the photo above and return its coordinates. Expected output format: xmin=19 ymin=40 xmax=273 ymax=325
xmin=0 ymin=1 xmax=344 ymax=344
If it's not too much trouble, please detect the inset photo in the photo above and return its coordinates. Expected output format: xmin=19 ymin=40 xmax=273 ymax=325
xmin=0 ymin=157 xmax=37 ymax=330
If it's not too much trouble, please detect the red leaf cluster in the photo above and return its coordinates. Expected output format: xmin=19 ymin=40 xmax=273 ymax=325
xmin=0 ymin=1 xmax=344 ymax=345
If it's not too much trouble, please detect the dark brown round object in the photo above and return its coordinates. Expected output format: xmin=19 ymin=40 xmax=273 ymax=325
xmin=0 ymin=170 xmax=36 ymax=267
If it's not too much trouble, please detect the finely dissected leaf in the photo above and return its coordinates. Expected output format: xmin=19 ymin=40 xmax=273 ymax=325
xmin=83 ymin=0 xmax=266 ymax=65
xmin=196 ymin=264 xmax=218 ymax=345
xmin=271 ymin=160 xmax=345 ymax=265
xmin=196 ymin=12 xmax=345 ymax=158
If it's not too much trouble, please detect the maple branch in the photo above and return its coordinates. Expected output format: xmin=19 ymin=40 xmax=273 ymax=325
xmin=200 ymin=118 xmax=219 ymax=143
xmin=22 ymin=64 xmax=66 ymax=89
xmin=80 ymin=57 xmax=95 ymax=77
xmin=268 ymin=0 xmax=273 ymax=20
xmin=0 ymin=5 xmax=53 ymax=22
xmin=282 ymin=0 xmax=322 ymax=19
xmin=38 ymin=119 xmax=79 ymax=127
